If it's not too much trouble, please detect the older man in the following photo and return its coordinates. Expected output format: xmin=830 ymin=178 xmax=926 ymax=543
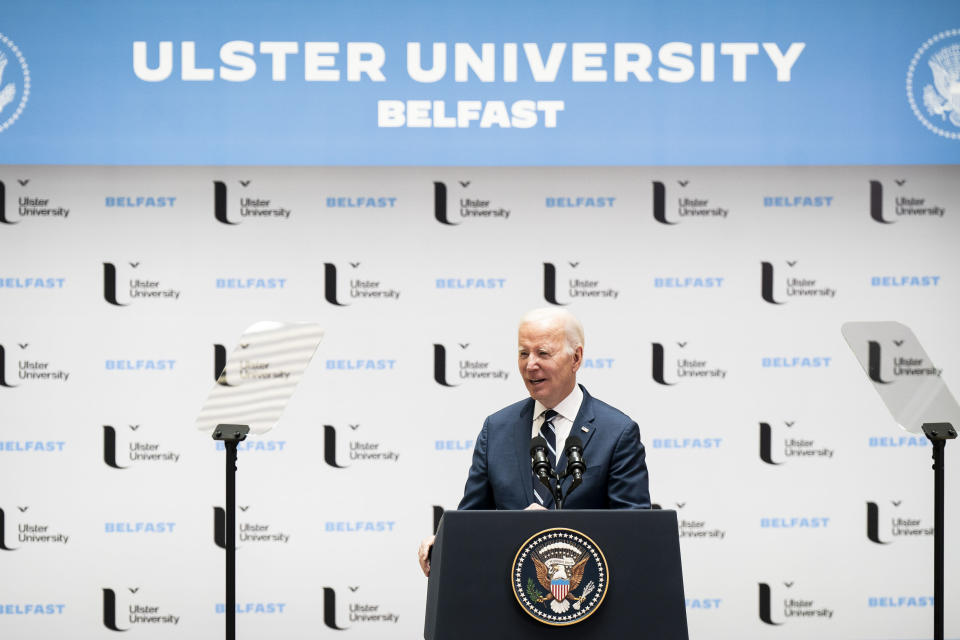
xmin=418 ymin=308 xmax=650 ymax=576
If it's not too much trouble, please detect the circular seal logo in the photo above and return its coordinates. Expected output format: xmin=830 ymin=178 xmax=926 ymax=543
xmin=0 ymin=33 xmax=29 ymax=134
xmin=510 ymin=528 xmax=608 ymax=626
xmin=907 ymin=29 xmax=960 ymax=140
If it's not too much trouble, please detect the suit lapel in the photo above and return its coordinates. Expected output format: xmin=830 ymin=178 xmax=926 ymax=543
xmin=513 ymin=399 xmax=536 ymax=506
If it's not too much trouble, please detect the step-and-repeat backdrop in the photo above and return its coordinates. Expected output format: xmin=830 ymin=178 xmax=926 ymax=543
xmin=2 ymin=2 xmax=959 ymax=639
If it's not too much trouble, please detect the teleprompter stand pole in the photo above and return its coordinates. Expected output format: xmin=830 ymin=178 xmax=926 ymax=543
xmin=212 ymin=424 xmax=250 ymax=640
xmin=921 ymin=422 xmax=956 ymax=640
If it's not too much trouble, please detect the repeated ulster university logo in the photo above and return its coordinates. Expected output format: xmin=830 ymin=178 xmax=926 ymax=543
xmin=652 ymin=180 xmax=729 ymax=224
xmin=323 ymin=262 xmax=400 ymax=306
xmin=651 ymin=342 xmax=727 ymax=386
xmin=673 ymin=501 xmax=726 ymax=541
xmin=866 ymin=500 xmax=933 ymax=544
xmin=103 ymin=424 xmax=181 ymax=469
xmin=865 ymin=338 xmax=941 ymax=385
xmin=0 ymin=342 xmax=70 ymax=387
xmin=869 ymin=179 xmax=946 ymax=223
xmin=759 ymin=581 xmax=834 ymax=625
xmin=542 ymin=261 xmax=619 ymax=305
xmin=103 ymin=261 xmax=181 ymax=306
xmin=214 ymin=180 xmax=292 ymax=224
xmin=759 ymin=421 xmax=835 ymax=465
xmin=323 ymin=423 xmax=400 ymax=469
xmin=322 ymin=586 xmax=400 ymax=630
xmin=213 ymin=505 xmax=291 ymax=548
xmin=1 ymin=177 xmax=71 ymax=224
xmin=760 ymin=260 xmax=837 ymax=304
xmin=102 ymin=587 xmax=180 ymax=631
xmin=511 ymin=528 xmax=608 ymax=626
xmin=433 ymin=180 xmax=511 ymax=225
xmin=433 ymin=342 xmax=510 ymax=387
xmin=0 ymin=505 xmax=69 ymax=550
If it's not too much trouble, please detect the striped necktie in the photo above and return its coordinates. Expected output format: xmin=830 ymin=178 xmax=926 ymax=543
xmin=533 ymin=409 xmax=558 ymax=507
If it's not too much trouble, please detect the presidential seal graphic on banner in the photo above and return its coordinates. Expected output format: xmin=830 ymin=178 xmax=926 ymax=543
xmin=0 ymin=33 xmax=29 ymax=133
xmin=511 ymin=528 xmax=608 ymax=626
xmin=907 ymin=29 xmax=960 ymax=140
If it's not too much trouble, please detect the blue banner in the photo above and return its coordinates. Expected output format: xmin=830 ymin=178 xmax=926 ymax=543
xmin=0 ymin=0 xmax=958 ymax=165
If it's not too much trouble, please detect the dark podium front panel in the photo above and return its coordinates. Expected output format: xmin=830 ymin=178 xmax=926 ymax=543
xmin=425 ymin=509 xmax=688 ymax=640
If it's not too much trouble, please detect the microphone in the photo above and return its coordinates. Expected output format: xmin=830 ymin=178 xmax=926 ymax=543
xmin=530 ymin=436 xmax=553 ymax=482
xmin=563 ymin=436 xmax=586 ymax=493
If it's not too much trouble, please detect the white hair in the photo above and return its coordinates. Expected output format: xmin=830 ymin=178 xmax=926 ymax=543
xmin=519 ymin=308 xmax=584 ymax=354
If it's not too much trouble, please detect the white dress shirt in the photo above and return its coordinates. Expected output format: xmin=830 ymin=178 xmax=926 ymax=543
xmin=530 ymin=384 xmax=584 ymax=457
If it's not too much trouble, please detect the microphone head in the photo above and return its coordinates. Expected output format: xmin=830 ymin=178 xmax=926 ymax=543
xmin=564 ymin=435 xmax=584 ymax=453
xmin=530 ymin=436 xmax=548 ymax=455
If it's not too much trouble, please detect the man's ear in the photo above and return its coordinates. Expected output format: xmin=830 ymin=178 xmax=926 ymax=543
xmin=572 ymin=346 xmax=583 ymax=370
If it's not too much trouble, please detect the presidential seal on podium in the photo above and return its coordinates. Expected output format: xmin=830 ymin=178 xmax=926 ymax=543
xmin=511 ymin=528 xmax=609 ymax=626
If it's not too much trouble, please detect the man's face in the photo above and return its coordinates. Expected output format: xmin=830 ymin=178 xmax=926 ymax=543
xmin=518 ymin=318 xmax=582 ymax=408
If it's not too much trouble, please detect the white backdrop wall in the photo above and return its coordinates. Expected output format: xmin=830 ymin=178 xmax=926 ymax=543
xmin=1 ymin=165 xmax=958 ymax=639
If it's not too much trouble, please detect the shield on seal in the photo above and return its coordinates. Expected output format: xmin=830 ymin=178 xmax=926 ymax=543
xmin=550 ymin=578 xmax=570 ymax=602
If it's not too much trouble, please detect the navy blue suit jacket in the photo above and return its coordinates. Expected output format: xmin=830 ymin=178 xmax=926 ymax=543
xmin=457 ymin=385 xmax=650 ymax=510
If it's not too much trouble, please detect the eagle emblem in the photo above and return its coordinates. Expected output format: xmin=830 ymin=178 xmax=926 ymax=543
xmin=511 ymin=528 xmax=608 ymax=625
xmin=923 ymin=43 xmax=960 ymax=127
xmin=907 ymin=30 xmax=960 ymax=140
xmin=533 ymin=548 xmax=590 ymax=613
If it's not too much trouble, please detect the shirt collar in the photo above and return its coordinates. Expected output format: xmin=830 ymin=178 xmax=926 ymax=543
xmin=533 ymin=384 xmax=583 ymax=423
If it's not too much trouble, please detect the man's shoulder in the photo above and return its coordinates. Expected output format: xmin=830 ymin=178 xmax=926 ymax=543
xmin=485 ymin=397 xmax=534 ymax=424
xmin=582 ymin=389 xmax=635 ymax=426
